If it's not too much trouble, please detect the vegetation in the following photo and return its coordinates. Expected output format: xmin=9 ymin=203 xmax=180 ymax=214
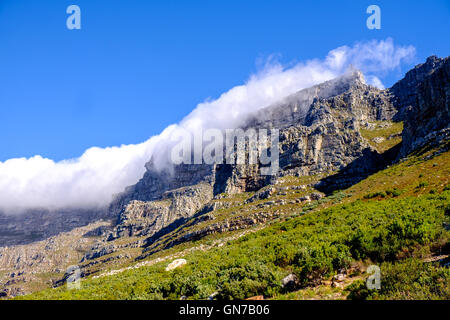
xmin=346 ymin=146 xmax=450 ymax=201
xmin=19 ymin=190 xmax=450 ymax=300
xmin=347 ymin=258 xmax=450 ymax=300
xmin=360 ymin=121 xmax=403 ymax=153
xmin=16 ymin=144 xmax=450 ymax=300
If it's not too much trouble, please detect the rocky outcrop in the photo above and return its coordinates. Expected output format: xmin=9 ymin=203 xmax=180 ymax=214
xmin=390 ymin=56 xmax=446 ymax=121
xmin=108 ymin=163 xmax=214 ymax=218
xmin=0 ymin=208 xmax=112 ymax=247
xmin=215 ymin=70 xmax=397 ymax=194
xmin=79 ymin=182 xmax=214 ymax=261
xmin=276 ymin=70 xmax=396 ymax=175
xmin=398 ymin=57 xmax=450 ymax=157
xmin=245 ymin=69 xmax=394 ymax=129
xmin=0 ymin=220 xmax=109 ymax=297
xmin=107 ymin=182 xmax=213 ymax=241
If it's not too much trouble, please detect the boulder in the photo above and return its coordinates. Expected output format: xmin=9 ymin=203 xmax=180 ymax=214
xmin=282 ymin=273 xmax=300 ymax=291
xmin=165 ymin=259 xmax=187 ymax=271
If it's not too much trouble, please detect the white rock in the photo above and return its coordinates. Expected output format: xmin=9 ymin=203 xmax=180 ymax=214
xmin=372 ymin=136 xmax=385 ymax=144
xmin=165 ymin=259 xmax=187 ymax=271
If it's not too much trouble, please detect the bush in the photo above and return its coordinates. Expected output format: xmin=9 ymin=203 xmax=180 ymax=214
xmin=346 ymin=259 xmax=450 ymax=300
xmin=416 ymin=181 xmax=429 ymax=189
xmin=364 ymin=191 xmax=387 ymax=199
xmin=385 ymin=188 xmax=402 ymax=197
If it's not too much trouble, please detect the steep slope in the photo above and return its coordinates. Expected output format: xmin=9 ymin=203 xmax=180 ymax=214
xmin=0 ymin=220 xmax=109 ymax=297
xmin=390 ymin=55 xmax=446 ymax=121
xmin=1 ymin=56 xmax=449 ymax=299
xmin=399 ymin=56 xmax=450 ymax=158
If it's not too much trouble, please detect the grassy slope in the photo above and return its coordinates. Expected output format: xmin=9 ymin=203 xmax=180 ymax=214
xmin=360 ymin=121 xmax=403 ymax=153
xmin=19 ymin=146 xmax=450 ymax=300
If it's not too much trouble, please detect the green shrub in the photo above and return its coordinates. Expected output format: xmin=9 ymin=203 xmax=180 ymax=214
xmin=364 ymin=191 xmax=387 ymax=199
xmin=416 ymin=181 xmax=429 ymax=188
xmin=385 ymin=188 xmax=402 ymax=197
xmin=347 ymin=259 xmax=450 ymax=300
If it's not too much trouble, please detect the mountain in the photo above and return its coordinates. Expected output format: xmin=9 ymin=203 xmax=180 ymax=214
xmin=0 ymin=208 xmax=111 ymax=247
xmin=1 ymin=56 xmax=449 ymax=299
xmin=101 ymin=69 xmax=401 ymax=246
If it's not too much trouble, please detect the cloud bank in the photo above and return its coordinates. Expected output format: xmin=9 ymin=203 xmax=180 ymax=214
xmin=0 ymin=38 xmax=415 ymax=212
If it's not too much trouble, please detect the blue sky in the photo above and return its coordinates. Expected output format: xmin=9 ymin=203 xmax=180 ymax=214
xmin=0 ymin=0 xmax=449 ymax=161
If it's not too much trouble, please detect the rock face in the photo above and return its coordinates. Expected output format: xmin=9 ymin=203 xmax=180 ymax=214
xmin=108 ymin=163 xmax=214 ymax=218
xmin=398 ymin=57 xmax=450 ymax=157
xmin=108 ymin=182 xmax=213 ymax=240
xmin=0 ymin=220 xmax=109 ymax=296
xmin=208 ymin=70 xmax=397 ymax=196
xmin=390 ymin=56 xmax=446 ymax=121
xmin=0 ymin=208 xmax=112 ymax=247
xmin=246 ymin=69 xmax=396 ymax=129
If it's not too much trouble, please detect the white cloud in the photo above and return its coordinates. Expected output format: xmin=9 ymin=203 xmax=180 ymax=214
xmin=0 ymin=38 xmax=415 ymax=212
xmin=365 ymin=75 xmax=385 ymax=89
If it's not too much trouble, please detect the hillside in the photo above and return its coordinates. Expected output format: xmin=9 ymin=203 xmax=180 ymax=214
xmin=1 ymin=55 xmax=449 ymax=300
xmin=17 ymin=144 xmax=450 ymax=300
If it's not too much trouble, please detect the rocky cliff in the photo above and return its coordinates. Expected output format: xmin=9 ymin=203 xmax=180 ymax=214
xmin=102 ymin=57 xmax=448 ymax=250
xmin=398 ymin=56 xmax=449 ymax=157
xmin=1 ymin=56 xmax=449 ymax=298
xmin=107 ymin=182 xmax=213 ymax=241
xmin=0 ymin=208 xmax=112 ymax=247
xmin=390 ymin=55 xmax=446 ymax=121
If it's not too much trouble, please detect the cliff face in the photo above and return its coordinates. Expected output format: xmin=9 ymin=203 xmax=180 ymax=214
xmin=107 ymin=163 xmax=214 ymax=221
xmin=390 ymin=55 xmax=446 ymax=121
xmin=245 ymin=69 xmax=395 ymax=129
xmin=211 ymin=70 xmax=396 ymax=195
xmin=108 ymin=182 xmax=213 ymax=241
xmin=399 ymin=57 xmax=450 ymax=157
xmin=0 ymin=208 xmax=111 ymax=247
